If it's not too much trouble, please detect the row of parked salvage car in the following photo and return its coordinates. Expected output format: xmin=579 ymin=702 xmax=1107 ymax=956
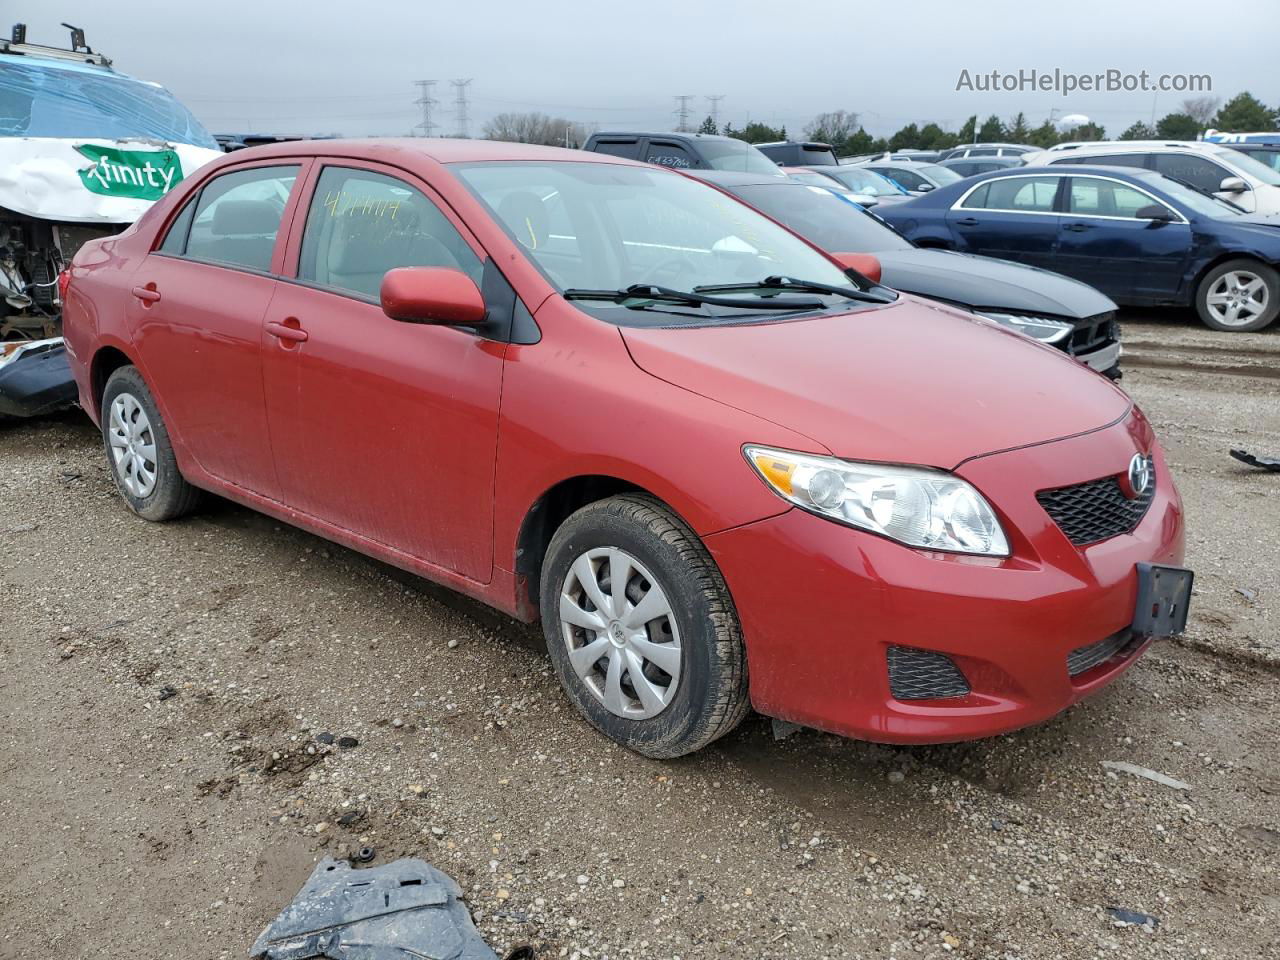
xmin=0 ymin=24 xmax=1201 ymax=759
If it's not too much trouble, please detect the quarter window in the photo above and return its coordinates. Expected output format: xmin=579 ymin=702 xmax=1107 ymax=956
xmin=963 ymin=176 xmax=1059 ymax=211
xmin=1067 ymin=178 xmax=1168 ymax=218
xmin=1151 ymin=154 xmax=1231 ymax=193
xmin=174 ymin=165 xmax=299 ymax=272
xmin=297 ymin=167 xmax=482 ymax=301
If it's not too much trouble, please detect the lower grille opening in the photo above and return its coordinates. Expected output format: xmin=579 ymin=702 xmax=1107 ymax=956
xmin=887 ymin=646 xmax=970 ymax=700
xmin=1067 ymin=630 xmax=1136 ymax=677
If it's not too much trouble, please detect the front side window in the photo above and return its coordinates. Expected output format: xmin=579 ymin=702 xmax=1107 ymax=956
xmin=828 ymin=167 xmax=904 ymax=197
xmin=644 ymin=142 xmax=694 ymax=169
xmin=962 ymin=176 xmax=1059 ymax=212
xmin=875 ymin=166 xmax=925 ymax=190
xmin=297 ymin=167 xmax=482 ymax=300
xmin=455 ymin=161 xmax=856 ymax=314
xmin=174 ymin=165 xmax=300 ymax=272
xmin=1067 ymin=178 xmax=1169 ymax=218
xmin=1151 ymin=154 xmax=1232 ymax=193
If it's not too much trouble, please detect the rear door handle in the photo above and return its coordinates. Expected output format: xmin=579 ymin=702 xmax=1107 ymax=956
xmin=954 ymin=217 xmax=979 ymax=227
xmin=265 ymin=320 xmax=309 ymax=343
xmin=131 ymin=285 xmax=161 ymax=303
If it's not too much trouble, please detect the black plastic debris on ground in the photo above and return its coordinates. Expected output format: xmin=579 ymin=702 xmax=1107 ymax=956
xmin=1230 ymin=449 xmax=1280 ymax=472
xmin=249 ymin=856 xmax=499 ymax=960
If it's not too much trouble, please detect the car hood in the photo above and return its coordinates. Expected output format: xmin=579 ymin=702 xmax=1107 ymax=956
xmin=877 ymin=248 xmax=1116 ymax=319
xmin=621 ymin=297 xmax=1131 ymax=469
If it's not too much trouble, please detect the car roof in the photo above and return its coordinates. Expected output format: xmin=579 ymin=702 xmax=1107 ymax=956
xmin=212 ymin=137 xmax=638 ymax=166
xmin=863 ymin=159 xmax=935 ymax=167
xmin=981 ymin=163 xmax=1166 ymax=182
xmin=589 ymin=131 xmax=742 ymax=143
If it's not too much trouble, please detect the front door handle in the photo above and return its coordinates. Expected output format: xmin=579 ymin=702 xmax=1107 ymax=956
xmin=954 ymin=217 xmax=979 ymax=227
xmin=131 ymin=284 xmax=161 ymax=303
xmin=1063 ymin=222 xmax=1091 ymax=232
xmin=265 ymin=319 xmax=309 ymax=343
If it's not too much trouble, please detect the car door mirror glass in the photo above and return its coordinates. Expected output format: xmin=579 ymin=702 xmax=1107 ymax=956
xmin=917 ymin=182 xmax=935 ymax=192
xmin=380 ymin=267 xmax=487 ymax=326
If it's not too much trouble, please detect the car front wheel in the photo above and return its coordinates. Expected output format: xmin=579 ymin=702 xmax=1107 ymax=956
xmin=101 ymin=365 xmax=201 ymax=521
xmin=539 ymin=495 xmax=749 ymax=758
xmin=1195 ymin=259 xmax=1279 ymax=332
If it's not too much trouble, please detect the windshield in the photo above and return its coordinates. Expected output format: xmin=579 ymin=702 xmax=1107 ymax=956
xmin=696 ymin=139 xmax=783 ymax=175
xmin=825 ymin=167 xmax=906 ymax=197
xmin=786 ymin=170 xmax=849 ymax=190
xmin=1209 ymin=145 xmax=1280 ymax=186
xmin=454 ymin=161 xmax=855 ymax=306
xmin=1151 ymin=175 xmax=1246 ymax=218
xmin=0 ymin=59 xmax=217 ymax=148
xmin=917 ymin=163 xmax=963 ymax=185
xmin=733 ymin=184 xmax=913 ymax=253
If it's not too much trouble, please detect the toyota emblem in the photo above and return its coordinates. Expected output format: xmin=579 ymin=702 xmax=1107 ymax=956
xmin=1124 ymin=453 xmax=1151 ymax=499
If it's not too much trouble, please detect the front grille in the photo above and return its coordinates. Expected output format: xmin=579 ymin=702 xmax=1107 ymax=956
xmin=1067 ymin=630 xmax=1135 ymax=676
xmin=1037 ymin=460 xmax=1155 ymax=545
xmin=1067 ymin=311 xmax=1118 ymax=356
xmin=887 ymin=646 xmax=970 ymax=700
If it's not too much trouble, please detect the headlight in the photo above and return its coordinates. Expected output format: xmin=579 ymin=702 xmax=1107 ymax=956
xmin=975 ymin=311 xmax=1074 ymax=345
xmin=744 ymin=445 xmax=1010 ymax=556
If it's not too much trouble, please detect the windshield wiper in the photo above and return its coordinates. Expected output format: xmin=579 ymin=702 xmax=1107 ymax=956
xmin=1163 ymin=176 xmax=1246 ymax=213
xmin=563 ymin=283 xmax=825 ymax=310
xmin=695 ymin=275 xmax=894 ymax=303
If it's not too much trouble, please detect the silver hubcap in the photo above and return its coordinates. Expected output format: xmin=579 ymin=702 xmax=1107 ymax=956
xmin=1206 ymin=270 xmax=1269 ymax=327
xmin=107 ymin=392 xmax=158 ymax=498
xmin=558 ymin=547 xmax=682 ymax=720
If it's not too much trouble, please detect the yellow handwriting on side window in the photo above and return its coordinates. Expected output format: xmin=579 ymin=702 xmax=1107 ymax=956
xmin=324 ymin=189 xmax=402 ymax=219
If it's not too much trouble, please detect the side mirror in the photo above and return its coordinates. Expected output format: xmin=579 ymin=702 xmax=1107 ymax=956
xmin=1219 ymin=176 xmax=1248 ymax=194
xmin=916 ymin=183 xmax=935 ymax=192
xmin=380 ymin=267 xmax=487 ymax=326
xmin=1135 ymin=204 xmax=1173 ymax=222
xmin=831 ymin=252 xmax=882 ymax=284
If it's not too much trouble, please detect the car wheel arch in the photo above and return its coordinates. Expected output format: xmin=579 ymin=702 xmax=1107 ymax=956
xmin=513 ymin=474 xmax=699 ymax=621
xmin=90 ymin=345 xmax=137 ymax=421
xmin=1188 ymin=252 xmax=1275 ymax=302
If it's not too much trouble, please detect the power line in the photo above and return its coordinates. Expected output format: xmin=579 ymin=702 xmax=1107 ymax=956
xmin=413 ymin=80 xmax=439 ymax=137
xmin=451 ymin=78 xmax=473 ymax=138
xmin=673 ymin=95 xmax=694 ymax=133
xmin=706 ymin=95 xmax=725 ymax=130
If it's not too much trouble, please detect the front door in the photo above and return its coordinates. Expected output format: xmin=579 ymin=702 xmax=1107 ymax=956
xmin=128 ymin=162 xmax=305 ymax=498
xmin=944 ymin=175 xmax=1064 ymax=269
xmin=261 ymin=162 xmax=504 ymax=582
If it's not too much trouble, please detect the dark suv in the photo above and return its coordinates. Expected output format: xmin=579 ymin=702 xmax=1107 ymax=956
xmin=582 ymin=132 xmax=781 ymax=175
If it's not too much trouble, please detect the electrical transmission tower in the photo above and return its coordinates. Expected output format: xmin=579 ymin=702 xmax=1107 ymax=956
xmin=673 ymin=95 xmax=694 ymax=133
xmin=451 ymin=79 xmax=473 ymax=139
xmin=706 ymin=95 xmax=725 ymax=130
xmin=413 ymin=80 xmax=439 ymax=137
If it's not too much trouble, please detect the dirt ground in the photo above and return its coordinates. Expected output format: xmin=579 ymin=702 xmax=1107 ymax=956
xmin=1 ymin=308 xmax=1277 ymax=960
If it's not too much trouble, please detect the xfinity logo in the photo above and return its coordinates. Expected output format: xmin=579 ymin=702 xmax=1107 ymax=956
xmin=75 ymin=144 xmax=184 ymax=201
xmin=1124 ymin=454 xmax=1152 ymax=499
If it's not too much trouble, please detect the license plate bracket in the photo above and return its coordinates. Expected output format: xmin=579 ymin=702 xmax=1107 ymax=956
xmin=1133 ymin=563 xmax=1194 ymax=637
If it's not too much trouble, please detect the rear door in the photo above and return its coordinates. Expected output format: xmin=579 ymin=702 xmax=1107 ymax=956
xmin=642 ymin=139 xmax=697 ymax=170
xmin=129 ymin=161 xmax=307 ymax=498
xmin=261 ymin=160 xmax=505 ymax=581
xmin=1057 ymin=175 xmax=1191 ymax=301
xmin=943 ymin=174 xmax=1064 ymax=268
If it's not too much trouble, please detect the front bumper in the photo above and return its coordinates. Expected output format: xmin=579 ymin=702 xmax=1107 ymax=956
xmin=0 ymin=338 xmax=77 ymax=418
xmin=705 ymin=414 xmax=1184 ymax=744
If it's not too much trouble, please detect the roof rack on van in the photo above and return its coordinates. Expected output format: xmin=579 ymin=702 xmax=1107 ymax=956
xmin=1 ymin=22 xmax=112 ymax=68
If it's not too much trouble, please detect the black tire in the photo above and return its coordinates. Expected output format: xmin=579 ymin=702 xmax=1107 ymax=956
xmin=539 ymin=494 xmax=749 ymax=759
xmin=100 ymin=366 xmax=201 ymax=521
xmin=1195 ymin=259 xmax=1280 ymax=333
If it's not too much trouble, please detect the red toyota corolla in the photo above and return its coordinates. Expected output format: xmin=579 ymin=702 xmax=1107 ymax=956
xmin=61 ymin=140 xmax=1190 ymax=758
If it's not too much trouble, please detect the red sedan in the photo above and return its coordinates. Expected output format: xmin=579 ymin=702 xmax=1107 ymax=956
xmin=61 ymin=139 xmax=1190 ymax=757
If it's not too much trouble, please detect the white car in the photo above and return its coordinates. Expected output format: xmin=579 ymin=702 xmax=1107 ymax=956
xmin=1031 ymin=141 xmax=1280 ymax=217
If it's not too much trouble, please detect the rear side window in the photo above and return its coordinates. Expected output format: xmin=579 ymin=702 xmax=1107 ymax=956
xmin=1151 ymin=154 xmax=1231 ymax=193
xmin=644 ymin=141 xmax=694 ymax=169
xmin=591 ymin=139 xmax=640 ymax=160
xmin=969 ymin=148 xmax=998 ymax=157
xmin=171 ymin=165 xmax=300 ymax=272
xmin=297 ymin=167 xmax=482 ymax=301
xmin=963 ymin=176 xmax=1059 ymax=211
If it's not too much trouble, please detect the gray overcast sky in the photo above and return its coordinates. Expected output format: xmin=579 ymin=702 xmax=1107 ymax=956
xmin=21 ymin=0 xmax=1280 ymax=138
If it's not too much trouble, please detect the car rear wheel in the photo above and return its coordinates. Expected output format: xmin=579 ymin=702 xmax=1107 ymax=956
xmin=1195 ymin=259 xmax=1279 ymax=332
xmin=539 ymin=494 xmax=749 ymax=758
xmin=101 ymin=366 xmax=201 ymax=521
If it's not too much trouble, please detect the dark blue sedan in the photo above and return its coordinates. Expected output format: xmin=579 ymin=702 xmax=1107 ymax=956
xmin=875 ymin=165 xmax=1280 ymax=331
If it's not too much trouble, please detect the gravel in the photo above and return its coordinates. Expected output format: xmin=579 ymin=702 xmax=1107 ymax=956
xmin=1 ymin=310 xmax=1276 ymax=959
